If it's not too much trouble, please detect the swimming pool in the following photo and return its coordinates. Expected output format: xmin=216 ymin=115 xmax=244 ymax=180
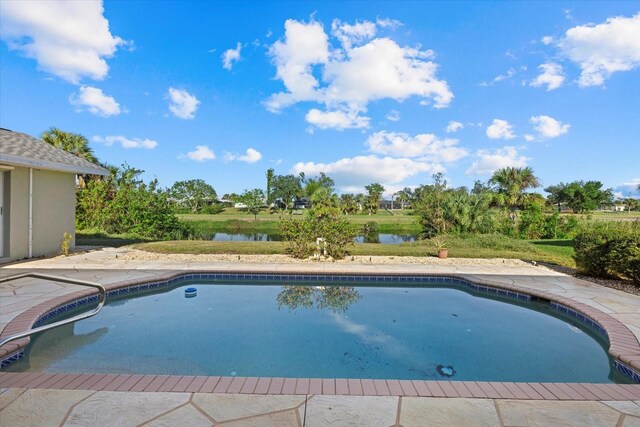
xmin=4 ymin=274 xmax=635 ymax=384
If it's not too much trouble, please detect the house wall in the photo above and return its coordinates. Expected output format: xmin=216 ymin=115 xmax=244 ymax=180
xmin=2 ymin=166 xmax=76 ymax=262
xmin=7 ymin=167 xmax=28 ymax=260
xmin=32 ymin=169 xmax=76 ymax=256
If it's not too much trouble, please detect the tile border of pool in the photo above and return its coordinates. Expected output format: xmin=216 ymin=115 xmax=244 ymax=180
xmin=1 ymin=270 xmax=639 ymax=398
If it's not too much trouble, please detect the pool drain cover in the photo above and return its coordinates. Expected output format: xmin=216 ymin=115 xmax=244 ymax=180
xmin=436 ymin=364 xmax=456 ymax=377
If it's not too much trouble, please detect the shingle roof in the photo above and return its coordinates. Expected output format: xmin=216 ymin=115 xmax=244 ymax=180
xmin=0 ymin=129 xmax=109 ymax=175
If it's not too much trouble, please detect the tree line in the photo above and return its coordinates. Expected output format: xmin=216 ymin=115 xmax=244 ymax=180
xmin=42 ymin=127 xmax=636 ymax=243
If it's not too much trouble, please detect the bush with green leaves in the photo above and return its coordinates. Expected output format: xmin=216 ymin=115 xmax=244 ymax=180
xmin=76 ymin=164 xmax=195 ymax=240
xmin=543 ymin=211 xmax=580 ymax=239
xmin=573 ymin=221 xmax=640 ymax=283
xmin=279 ymin=218 xmax=314 ymax=258
xmin=315 ymin=217 xmax=358 ymax=259
xmin=415 ymin=175 xmax=498 ymax=238
xmin=279 ymin=188 xmax=357 ymax=259
xmin=518 ymin=201 xmax=547 ymax=239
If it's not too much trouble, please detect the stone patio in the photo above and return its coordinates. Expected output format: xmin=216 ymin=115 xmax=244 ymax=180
xmin=1 ymin=389 xmax=640 ymax=426
xmin=1 ymin=247 xmax=640 ymax=426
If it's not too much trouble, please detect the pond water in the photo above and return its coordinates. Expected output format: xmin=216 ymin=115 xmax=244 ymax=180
xmin=204 ymin=232 xmax=417 ymax=244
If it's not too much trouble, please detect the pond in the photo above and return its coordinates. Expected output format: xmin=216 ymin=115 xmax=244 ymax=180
xmin=203 ymin=232 xmax=418 ymax=244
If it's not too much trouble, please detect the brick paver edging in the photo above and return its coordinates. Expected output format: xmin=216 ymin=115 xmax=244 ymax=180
xmin=1 ymin=270 xmax=639 ymax=394
xmin=1 ymin=371 xmax=640 ymax=400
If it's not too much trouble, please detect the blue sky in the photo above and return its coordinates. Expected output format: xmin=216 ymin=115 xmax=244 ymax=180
xmin=1 ymin=1 xmax=639 ymax=198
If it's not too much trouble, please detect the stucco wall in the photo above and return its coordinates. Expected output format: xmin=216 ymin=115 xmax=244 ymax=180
xmin=3 ymin=167 xmax=76 ymax=261
xmin=8 ymin=167 xmax=28 ymax=260
xmin=32 ymin=169 xmax=76 ymax=257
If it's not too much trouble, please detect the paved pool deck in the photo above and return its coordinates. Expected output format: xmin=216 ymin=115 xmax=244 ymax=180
xmin=1 ymin=247 xmax=639 ymax=426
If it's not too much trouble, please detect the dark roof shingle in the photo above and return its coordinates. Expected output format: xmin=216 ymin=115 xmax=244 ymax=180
xmin=0 ymin=129 xmax=109 ymax=175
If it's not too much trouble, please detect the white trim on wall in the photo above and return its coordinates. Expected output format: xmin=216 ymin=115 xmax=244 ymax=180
xmin=28 ymin=167 xmax=33 ymax=258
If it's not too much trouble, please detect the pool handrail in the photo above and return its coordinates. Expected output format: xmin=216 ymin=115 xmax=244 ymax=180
xmin=0 ymin=272 xmax=106 ymax=348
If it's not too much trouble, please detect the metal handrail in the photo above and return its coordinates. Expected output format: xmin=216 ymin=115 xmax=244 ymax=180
xmin=0 ymin=272 xmax=106 ymax=348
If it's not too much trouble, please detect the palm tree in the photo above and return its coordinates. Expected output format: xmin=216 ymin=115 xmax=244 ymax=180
xmin=339 ymin=193 xmax=357 ymax=215
xmin=41 ymin=127 xmax=99 ymax=188
xmin=41 ymin=127 xmax=98 ymax=164
xmin=265 ymin=168 xmax=275 ymax=205
xmin=395 ymin=187 xmax=414 ymax=210
xmin=364 ymin=183 xmax=385 ymax=215
xmin=489 ymin=167 xmax=541 ymax=218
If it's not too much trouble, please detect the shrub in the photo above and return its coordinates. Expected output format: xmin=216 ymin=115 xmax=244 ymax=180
xmin=609 ymin=234 xmax=640 ymax=284
xmin=544 ymin=212 xmax=580 ymax=239
xmin=362 ymin=221 xmax=379 ymax=235
xmin=279 ymin=215 xmax=358 ymax=259
xmin=200 ymin=204 xmax=224 ymax=214
xmin=280 ymin=218 xmax=314 ymax=258
xmin=518 ymin=201 xmax=546 ymax=239
xmin=573 ymin=221 xmax=640 ymax=283
xmin=76 ymin=165 xmax=196 ymax=240
xmin=519 ymin=205 xmax=582 ymax=239
xmin=316 ymin=218 xmax=358 ymax=259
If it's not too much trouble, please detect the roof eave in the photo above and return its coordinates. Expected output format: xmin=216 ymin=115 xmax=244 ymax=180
xmin=0 ymin=154 xmax=110 ymax=176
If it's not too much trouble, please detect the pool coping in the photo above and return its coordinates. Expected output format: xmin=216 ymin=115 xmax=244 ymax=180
xmin=1 ymin=270 xmax=640 ymax=400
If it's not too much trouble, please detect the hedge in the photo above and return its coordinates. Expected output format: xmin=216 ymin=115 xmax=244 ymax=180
xmin=573 ymin=221 xmax=640 ymax=284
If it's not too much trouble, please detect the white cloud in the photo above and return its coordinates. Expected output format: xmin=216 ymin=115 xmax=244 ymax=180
xmin=182 ymin=145 xmax=215 ymax=162
xmin=168 ymin=87 xmax=200 ymax=119
xmin=322 ymin=38 xmax=452 ymax=108
xmin=563 ymin=9 xmax=574 ymax=21
xmin=305 ymin=108 xmax=370 ymax=130
xmin=266 ymin=18 xmax=453 ymax=128
xmin=530 ymin=63 xmax=565 ymax=91
xmin=223 ymin=148 xmax=263 ymax=164
xmin=614 ymin=178 xmax=640 ymax=198
xmin=69 ymin=86 xmax=120 ymax=117
xmin=530 ymin=115 xmax=570 ymax=138
xmin=331 ymin=19 xmax=377 ymax=50
xmin=265 ymin=19 xmax=330 ymax=112
xmin=480 ymin=68 xmax=516 ymax=86
xmin=385 ymin=110 xmax=400 ymax=122
xmin=222 ymin=42 xmax=242 ymax=70
xmin=445 ymin=120 xmax=463 ymax=133
xmin=376 ymin=18 xmax=403 ymax=30
xmin=0 ymin=0 xmax=126 ymax=83
xmin=466 ymin=146 xmax=529 ymax=175
xmin=93 ymin=135 xmax=157 ymax=149
xmin=557 ymin=13 xmax=640 ymax=87
xmin=541 ymin=36 xmax=554 ymax=45
xmin=486 ymin=119 xmax=516 ymax=139
xmin=524 ymin=134 xmax=535 ymax=142
xmin=365 ymin=131 xmax=468 ymax=162
xmin=292 ymin=155 xmax=434 ymax=187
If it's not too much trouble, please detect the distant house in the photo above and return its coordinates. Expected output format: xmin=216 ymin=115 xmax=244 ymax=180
xmin=613 ymin=204 xmax=626 ymax=212
xmin=0 ymin=129 xmax=109 ymax=262
xmin=293 ymin=197 xmax=311 ymax=210
xmin=380 ymin=199 xmax=402 ymax=210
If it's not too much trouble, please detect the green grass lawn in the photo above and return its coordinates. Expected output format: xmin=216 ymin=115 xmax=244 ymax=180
xmin=565 ymin=211 xmax=640 ymax=222
xmin=76 ymin=230 xmax=153 ymax=247
xmin=131 ymin=235 xmax=575 ymax=267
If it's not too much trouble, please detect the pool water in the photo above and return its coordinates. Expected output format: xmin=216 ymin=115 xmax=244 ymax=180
xmin=5 ymin=278 xmax=632 ymax=383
